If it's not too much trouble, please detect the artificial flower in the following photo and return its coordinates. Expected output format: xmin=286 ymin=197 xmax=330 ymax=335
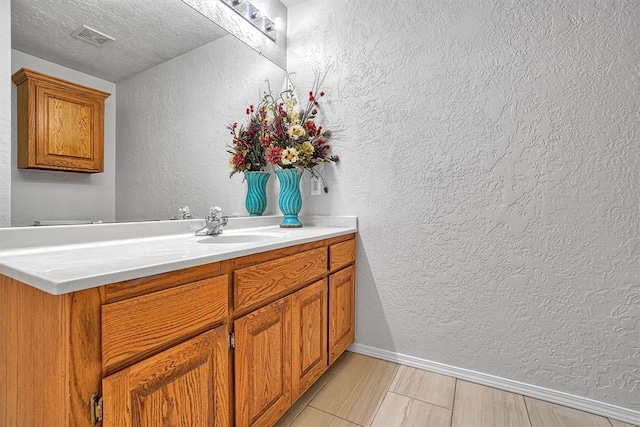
xmin=281 ymin=147 xmax=299 ymax=165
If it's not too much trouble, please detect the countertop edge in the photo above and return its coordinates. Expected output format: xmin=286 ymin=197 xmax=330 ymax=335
xmin=0 ymin=223 xmax=357 ymax=295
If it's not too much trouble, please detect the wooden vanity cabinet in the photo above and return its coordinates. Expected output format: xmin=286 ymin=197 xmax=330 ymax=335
xmin=0 ymin=234 xmax=356 ymax=427
xmin=12 ymin=68 xmax=110 ymax=173
xmin=232 ymin=235 xmax=356 ymax=427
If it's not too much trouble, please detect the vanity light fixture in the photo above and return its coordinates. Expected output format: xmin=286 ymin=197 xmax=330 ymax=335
xmin=219 ymin=0 xmax=279 ymax=41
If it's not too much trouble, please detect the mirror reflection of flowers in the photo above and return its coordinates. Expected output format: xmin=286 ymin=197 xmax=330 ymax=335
xmin=227 ymin=101 xmax=270 ymax=177
xmin=265 ymin=74 xmax=339 ymax=175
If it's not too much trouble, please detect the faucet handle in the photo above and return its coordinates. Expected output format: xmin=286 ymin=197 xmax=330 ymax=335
xmin=207 ymin=206 xmax=223 ymax=221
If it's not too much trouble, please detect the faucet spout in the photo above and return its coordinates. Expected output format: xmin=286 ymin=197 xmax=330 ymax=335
xmin=195 ymin=206 xmax=228 ymax=236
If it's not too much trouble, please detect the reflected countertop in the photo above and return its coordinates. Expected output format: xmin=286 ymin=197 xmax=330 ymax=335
xmin=0 ymin=216 xmax=357 ymax=295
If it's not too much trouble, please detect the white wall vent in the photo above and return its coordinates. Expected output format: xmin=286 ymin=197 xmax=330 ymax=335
xmin=71 ymin=25 xmax=115 ymax=47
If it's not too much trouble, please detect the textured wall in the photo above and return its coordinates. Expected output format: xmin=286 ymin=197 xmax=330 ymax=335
xmin=289 ymin=0 xmax=640 ymax=411
xmin=115 ymin=34 xmax=286 ymax=221
xmin=0 ymin=0 xmax=11 ymax=226
xmin=10 ymin=51 xmax=116 ymax=226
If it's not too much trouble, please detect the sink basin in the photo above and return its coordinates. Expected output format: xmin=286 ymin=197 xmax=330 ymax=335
xmin=196 ymin=231 xmax=285 ymax=244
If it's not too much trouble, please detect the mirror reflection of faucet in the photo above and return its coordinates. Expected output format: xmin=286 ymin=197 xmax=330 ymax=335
xmin=195 ymin=206 xmax=228 ymax=236
xmin=175 ymin=206 xmax=193 ymax=220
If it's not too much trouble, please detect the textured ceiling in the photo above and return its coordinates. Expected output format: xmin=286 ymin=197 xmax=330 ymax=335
xmin=11 ymin=0 xmax=230 ymax=82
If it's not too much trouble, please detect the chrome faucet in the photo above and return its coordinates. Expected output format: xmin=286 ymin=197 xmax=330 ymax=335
xmin=176 ymin=206 xmax=193 ymax=220
xmin=195 ymin=206 xmax=228 ymax=236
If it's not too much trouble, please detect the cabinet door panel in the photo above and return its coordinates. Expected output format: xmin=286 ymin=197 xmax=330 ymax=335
xmin=329 ymin=265 xmax=356 ymax=364
xmin=291 ymin=279 xmax=328 ymax=401
xmin=235 ymin=297 xmax=292 ymax=427
xmin=102 ymin=327 xmax=229 ymax=427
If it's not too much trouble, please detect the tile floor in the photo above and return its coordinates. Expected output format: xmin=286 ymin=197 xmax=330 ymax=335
xmin=275 ymin=352 xmax=638 ymax=427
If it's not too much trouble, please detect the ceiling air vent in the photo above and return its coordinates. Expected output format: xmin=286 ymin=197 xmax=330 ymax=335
xmin=71 ymin=25 xmax=115 ymax=47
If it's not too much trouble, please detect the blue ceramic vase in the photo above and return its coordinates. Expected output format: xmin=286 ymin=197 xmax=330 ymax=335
xmin=244 ymin=171 xmax=270 ymax=216
xmin=275 ymin=168 xmax=303 ymax=228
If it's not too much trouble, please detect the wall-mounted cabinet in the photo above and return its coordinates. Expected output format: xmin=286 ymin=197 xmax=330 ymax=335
xmin=12 ymin=68 xmax=110 ymax=173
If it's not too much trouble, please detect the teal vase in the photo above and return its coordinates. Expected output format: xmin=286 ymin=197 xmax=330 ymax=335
xmin=275 ymin=168 xmax=303 ymax=228
xmin=244 ymin=171 xmax=270 ymax=216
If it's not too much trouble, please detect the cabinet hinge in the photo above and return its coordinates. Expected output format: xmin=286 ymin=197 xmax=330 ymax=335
xmin=90 ymin=394 xmax=103 ymax=425
xmin=229 ymin=332 xmax=235 ymax=349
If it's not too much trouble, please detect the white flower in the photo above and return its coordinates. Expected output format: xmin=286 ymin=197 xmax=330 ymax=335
xmin=288 ymin=124 xmax=306 ymax=141
xmin=281 ymin=148 xmax=299 ymax=165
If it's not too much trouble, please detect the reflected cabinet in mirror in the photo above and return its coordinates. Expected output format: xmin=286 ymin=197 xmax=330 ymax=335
xmin=9 ymin=0 xmax=287 ymax=226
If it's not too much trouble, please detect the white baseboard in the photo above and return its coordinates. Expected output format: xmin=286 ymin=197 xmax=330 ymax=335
xmin=349 ymin=343 xmax=640 ymax=426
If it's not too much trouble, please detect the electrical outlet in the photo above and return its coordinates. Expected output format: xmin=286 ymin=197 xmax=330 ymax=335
xmin=310 ymin=177 xmax=321 ymax=195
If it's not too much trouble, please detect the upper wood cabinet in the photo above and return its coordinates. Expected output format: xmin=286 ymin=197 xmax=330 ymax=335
xmin=12 ymin=68 xmax=110 ymax=173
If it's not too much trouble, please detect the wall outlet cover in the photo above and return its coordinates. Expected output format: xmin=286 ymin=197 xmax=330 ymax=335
xmin=310 ymin=176 xmax=321 ymax=195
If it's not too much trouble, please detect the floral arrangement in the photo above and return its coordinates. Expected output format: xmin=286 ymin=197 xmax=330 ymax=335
xmin=264 ymin=75 xmax=338 ymax=174
xmin=227 ymin=100 xmax=270 ymax=177
xmin=228 ymin=74 xmax=338 ymax=177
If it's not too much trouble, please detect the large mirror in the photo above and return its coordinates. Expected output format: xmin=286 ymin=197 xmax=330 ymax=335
xmin=9 ymin=0 xmax=288 ymax=226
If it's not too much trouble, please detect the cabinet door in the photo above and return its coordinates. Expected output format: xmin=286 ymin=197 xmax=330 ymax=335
xmin=235 ymin=297 xmax=292 ymax=427
xmin=329 ymin=265 xmax=356 ymax=364
xmin=102 ymin=327 xmax=229 ymax=427
xmin=291 ymin=279 xmax=328 ymax=401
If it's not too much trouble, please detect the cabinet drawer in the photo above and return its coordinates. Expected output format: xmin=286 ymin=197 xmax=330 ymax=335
xmin=329 ymin=239 xmax=356 ymax=271
xmin=234 ymin=247 xmax=327 ymax=311
xmin=102 ymin=275 xmax=228 ymax=372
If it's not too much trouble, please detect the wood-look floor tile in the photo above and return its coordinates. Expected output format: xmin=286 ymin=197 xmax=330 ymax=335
xmin=287 ymin=407 xmax=360 ymax=427
xmin=309 ymin=353 xmax=399 ymax=426
xmin=525 ymin=397 xmax=613 ymax=427
xmin=452 ymin=380 xmax=531 ymax=427
xmin=326 ymin=351 xmax=354 ymax=376
xmin=275 ymin=372 xmax=333 ymax=427
xmin=609 ymin=419 xmax=640 ymax=427
xmin=370 ymin=392 xmax=452 ymax=427
xmin=389 ymin=365 xmax=456 ymax=409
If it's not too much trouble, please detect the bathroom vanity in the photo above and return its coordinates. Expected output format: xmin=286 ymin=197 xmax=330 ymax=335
xmin=0 ymin=217 xmax=357 ymax=426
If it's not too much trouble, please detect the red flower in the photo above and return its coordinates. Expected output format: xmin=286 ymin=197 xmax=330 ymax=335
xmin=305 ymin=120 xmax=317 ymax=137
xmin=260 ymin=135 xmax=272 ymax=147
xmin=266 ymin=146 xmax=283 ymax=164
xmin=232 ymin=151 xmax=246 ymax=168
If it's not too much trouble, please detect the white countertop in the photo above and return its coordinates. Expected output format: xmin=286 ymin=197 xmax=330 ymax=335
xmin=0 ymin=216 xmax=357 ymax=295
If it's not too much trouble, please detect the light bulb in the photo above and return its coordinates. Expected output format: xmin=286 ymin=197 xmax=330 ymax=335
xmin=273 ymin=17 xmax=286 ymax=31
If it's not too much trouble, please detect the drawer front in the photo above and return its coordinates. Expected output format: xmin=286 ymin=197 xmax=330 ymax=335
xmin=234 ymin=247 xmax=327 ymax=311
xmin=329 ymin=239 xmax=356 ymax=271
xmin=102 ymin=275 xmax=228 ymax=372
